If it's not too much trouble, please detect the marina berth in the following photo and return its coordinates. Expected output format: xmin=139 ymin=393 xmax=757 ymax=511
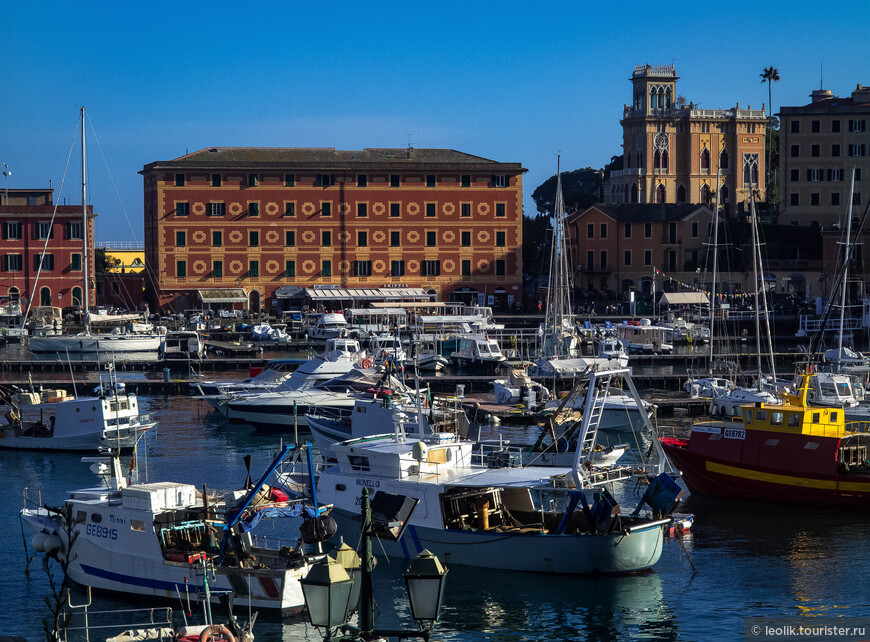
xmin=20 ymin=445 xmax=336 ymax=615
xmin=448 ymin=335 xmax=507 ymax=374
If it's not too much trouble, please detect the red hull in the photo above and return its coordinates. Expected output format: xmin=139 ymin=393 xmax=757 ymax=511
xmin=661 ymin=439 xmax=870 ymax=507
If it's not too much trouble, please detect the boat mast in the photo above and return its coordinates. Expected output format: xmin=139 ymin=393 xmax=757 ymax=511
xmin=81 ymin=107 xmax=90 ymax=336
xmin=837 ymin=168 xmax=857 ymax=369
xmin=708 ymin=166 xmax=721 ymax=378
xmin=545 ymin=156 xmax=572 ymax=353
xmin=749 ymin=193 xmax=763 ymax=389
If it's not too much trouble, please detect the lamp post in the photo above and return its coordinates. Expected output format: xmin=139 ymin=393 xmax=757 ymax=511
xmin=301 ymin=487 xmax=448 ymax=641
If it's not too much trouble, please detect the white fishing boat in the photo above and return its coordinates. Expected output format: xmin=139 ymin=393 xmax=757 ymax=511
xmin=368 ymin=333 xmax=407 ymax=368
xmin=544 ymin=387 xmax=654 ymax=433
xmin=596 ymin=336 xmax=630 ymax=367
xmin=306 ymin=377 xmax=680 ymax=575
xmin=27 ymin=108 xmax=161 ymax=356
xmin=0 ymin=302 xmax=27 ymax=339
xmin=0 ymin=387 xmax=155 ymax=452
xmin=448 ymin=335 xmax=507 ymax=374
xmin=159 ymin=329 xmax=204 ymax=361
xmin=306 ymin=313 xmax=349 ymax=341
xmin=20 ymin=446 xmax=334 ymax=616
xmin=322 ymin=335 xmax=366 ymax=363
xmin=615 ymin=320 xmax=673 ymax=355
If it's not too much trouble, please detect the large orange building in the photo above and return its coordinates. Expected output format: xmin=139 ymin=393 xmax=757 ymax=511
xmin=0 ymin=188 xmax=96 ymax=310
xmin=607 ymin=65 xmax=767 ymax=213
xmin=141 ymin=148 xmax=525 ymax=312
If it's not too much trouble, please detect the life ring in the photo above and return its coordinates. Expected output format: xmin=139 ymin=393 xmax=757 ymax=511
xmin=199 ymin=624 xmax=236 ymax=642
xmin=362 ymin=358 xmax=374 ymax=368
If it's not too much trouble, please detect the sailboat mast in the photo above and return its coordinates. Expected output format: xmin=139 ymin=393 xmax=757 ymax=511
xmin=81 ymin=106 xmax=89 ymax=334
xmin=838 ymin=168 xmax=857 ymax=366
xmin=708 ymin=167 xmax=721 ymax=377
xmin=750 ymin=195 xmax=763 ymax=388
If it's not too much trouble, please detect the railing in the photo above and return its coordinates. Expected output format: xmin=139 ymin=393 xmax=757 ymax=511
xmin=97 ymin=241 xmax=144 ymax=250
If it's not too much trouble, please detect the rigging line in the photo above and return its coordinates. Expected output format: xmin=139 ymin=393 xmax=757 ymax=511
xmin=85 ymin=113 xmax=162 ymax=303
xmin=22 ymin=115 xmax=81 ymax=328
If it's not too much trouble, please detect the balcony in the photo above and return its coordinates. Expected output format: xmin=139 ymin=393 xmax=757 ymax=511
xmin=660 ymin=236 xmax=680 ymax=245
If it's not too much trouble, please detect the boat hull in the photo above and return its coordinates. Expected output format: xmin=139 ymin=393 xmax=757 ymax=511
xmin=329 ymin=509 xmax=663 ymax=574
xmin=661 ymin=440 xmax=870 ymax=506
xmin=30 ymin=334 xmax=162 ymax=354
xmin=0 ymin=424 xmax=150 ymax=451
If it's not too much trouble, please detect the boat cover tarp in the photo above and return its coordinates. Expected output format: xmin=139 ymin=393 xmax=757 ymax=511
xmin=240 ymin=504 xmax=315 ymax=532
xmin=659 ymin=292 xmax=709 ymax=306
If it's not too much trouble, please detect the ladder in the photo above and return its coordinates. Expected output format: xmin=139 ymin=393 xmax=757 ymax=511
xmin=577 ymin=373 xmax=613 ymax=459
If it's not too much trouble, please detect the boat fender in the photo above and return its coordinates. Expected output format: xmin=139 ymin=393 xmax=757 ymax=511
xmin=199 ymin=624 xmax=236 ymax=642
xmin=31 ymin=531 xmax=49 ymax=553
xmin=299 ymin=514 xmax=338 ymax=544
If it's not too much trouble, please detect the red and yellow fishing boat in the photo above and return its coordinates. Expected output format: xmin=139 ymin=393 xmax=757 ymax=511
xmin=661 ymin=371 xmax=870 ymax=506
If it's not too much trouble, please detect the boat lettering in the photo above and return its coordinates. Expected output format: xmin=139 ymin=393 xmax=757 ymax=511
xmin=724 ymin=428 xmax=746 ymax=440
xmin=355 ymin=478 xmax=380 ymax=488
xmin=86 ymin=523 xmax=118 ymax=540
xmin=108 ymin=514 xmax=125 ymax=524
xmin=692 ymin=425 xmax=721 ymax=435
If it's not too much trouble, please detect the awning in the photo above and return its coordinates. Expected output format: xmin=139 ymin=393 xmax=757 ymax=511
xmin=304 ymin=287 xmax=433 ymax=301
xmin=198 ymin=288 xmax=247 ymax=303
xmin=659 ymin=292 xmax=710 ymax=306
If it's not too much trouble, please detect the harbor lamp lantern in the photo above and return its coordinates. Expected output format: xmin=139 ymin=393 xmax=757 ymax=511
xmin=334 ymin=541 xmax=362 ymax=614
xmin=300 ymin=556 xmax=354 ymax=632
xmin=404 ymin=549 xmax=448 ymax=632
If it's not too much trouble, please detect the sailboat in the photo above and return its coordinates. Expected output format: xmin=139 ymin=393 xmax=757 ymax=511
xmin=27 ymin=108 xmax=162 ymax=356
xmin=529 ymin=158 xmax=620 ymax=380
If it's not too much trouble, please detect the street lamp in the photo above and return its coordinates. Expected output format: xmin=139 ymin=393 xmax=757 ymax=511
xmin=302 ymin=488 xmax=447 ymax=641
xmin=299 ymin=557 xmax=354 ymax=636
xmin=404 ymin=549 xmax=448 ymax=633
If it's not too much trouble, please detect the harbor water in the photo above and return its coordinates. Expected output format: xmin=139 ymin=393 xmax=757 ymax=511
xmin=3 ymin=392 xmax=870 ymax=640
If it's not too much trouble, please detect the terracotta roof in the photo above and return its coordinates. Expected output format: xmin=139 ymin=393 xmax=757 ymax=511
xmin=142 ymin=147 xmax=525 ymax=173
xmin=568 ymin=203 xmax=711 ymax=224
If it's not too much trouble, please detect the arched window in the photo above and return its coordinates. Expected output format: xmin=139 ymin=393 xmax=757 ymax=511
xmin=720 ymin=185 xmax=730 ymax=214
xmin=676 ymin=185 xmax=686 ymax=204
xmin=701 ymin=184 xmax=711 ymax=204
xmin=630 ymin=183 xmax=639 ymax=203
xmin=720 ymin=149 xmax=729 ymax=170
xmin=656 ymin=184 xmax=666 ymax=204
xmin=72 ymin=287 xmax=83 ymax=308
xmin=661 ymin=150 xmax=669 ymax=171
xmin=8 ymin=286 xmax=19 ymax=303
xmin=653 ymin=150 xmax=662 ymax=169
xmin=623 ymin=184 xmax=629 ymax=203
xmin=700 ymin=148 xmax=710 ymax=170
xmin=40 ymin=287 xmax=51 ymax=306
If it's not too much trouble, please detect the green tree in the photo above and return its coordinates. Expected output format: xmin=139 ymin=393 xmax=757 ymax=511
xmin=760 ymin=66 xmax=780 ymax=197
xmin=531 ymin=167 xmax=602 ymax=214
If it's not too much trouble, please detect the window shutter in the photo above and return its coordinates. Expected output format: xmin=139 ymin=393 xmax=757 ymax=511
xmin=806 ymin=169 xmax=812 ymax=181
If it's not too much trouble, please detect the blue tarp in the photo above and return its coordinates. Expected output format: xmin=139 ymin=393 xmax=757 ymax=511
xmin=238 ymin=504 xmax=315 ymax=533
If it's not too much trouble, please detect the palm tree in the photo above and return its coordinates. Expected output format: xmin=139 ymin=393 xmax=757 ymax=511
xmin=760 ymin=66 xmax=780 ymax=196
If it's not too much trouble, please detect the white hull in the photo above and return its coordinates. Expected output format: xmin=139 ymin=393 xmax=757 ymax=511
xmin=30 ymin=334 xmax=162 ymax=354
xmin=0 ymin=425 xmax=148 ymax=451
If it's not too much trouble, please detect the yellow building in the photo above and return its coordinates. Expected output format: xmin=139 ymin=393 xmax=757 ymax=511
xmin=607 ymin=65 xmax=767 ymax=214
xmin=100 ymin=243 xmax=146 ymax=274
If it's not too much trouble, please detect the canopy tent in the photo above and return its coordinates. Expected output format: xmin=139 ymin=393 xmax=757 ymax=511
xmin=197 ymin=288 xmax=248 ymax=304
xmin=659 ymin=292 xmax=709 ymax=306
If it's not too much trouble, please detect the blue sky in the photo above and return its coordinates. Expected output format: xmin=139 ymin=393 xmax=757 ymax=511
xmin=2 ymin=1 xmax=867 ymax=242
